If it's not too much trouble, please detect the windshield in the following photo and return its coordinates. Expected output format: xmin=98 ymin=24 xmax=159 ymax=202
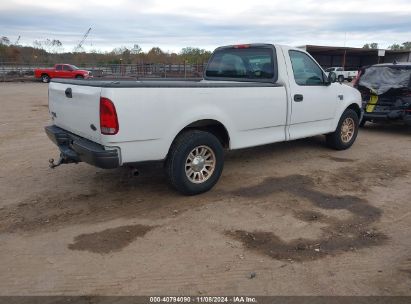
xmin=205 ymin=47 xmax=275 ymax=80
xmin=69 ymin=65 xmax=79 ymax=70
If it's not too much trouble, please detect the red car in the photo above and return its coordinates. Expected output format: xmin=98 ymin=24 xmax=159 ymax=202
xmin=34 ymin=64 xmax=92 ymax=83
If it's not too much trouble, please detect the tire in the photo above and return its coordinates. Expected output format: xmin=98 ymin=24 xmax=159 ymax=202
xmin=338 ymin=75 xmax=344 ymax=83
xmin=75 ymin=75 xmax=84 ymax=79
xmin=326 ymin=109 xmax=359 ymax=150
xmin=165 ymin=130 xmax=224 ymax=195
xmin=347 ymin=78 xmax=352 ymax=83
xmin=41 ymin=74 xmax=50 ymax=83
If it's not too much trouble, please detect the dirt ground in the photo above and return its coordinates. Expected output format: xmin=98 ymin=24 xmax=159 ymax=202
xmin=0 ymin=82 xmax=410 ymax=296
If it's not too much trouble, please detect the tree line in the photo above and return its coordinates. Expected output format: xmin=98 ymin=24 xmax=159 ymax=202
xmin=363 ymin=41 xmax=411 ymax=50
xmin=0 ymin=36 xmax=212 ymax=66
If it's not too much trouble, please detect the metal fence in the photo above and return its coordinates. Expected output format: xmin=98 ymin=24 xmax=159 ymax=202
xmin=0 ymin=62 xmax=207 ymax=81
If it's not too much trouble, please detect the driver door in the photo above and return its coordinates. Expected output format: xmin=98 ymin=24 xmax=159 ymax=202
xmin=286 ymin=50 xmax=339 ymax=140
xmin=54 ymin=65 xmax=63 ymax=78
xmin=62 ymin=65 xmax=72 ymax=78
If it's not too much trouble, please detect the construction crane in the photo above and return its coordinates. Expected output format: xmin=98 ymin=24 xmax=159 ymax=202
xmin=74 ymin=27 xmax=92 ymax=52
xmin=14 ymin=36 xmax=20 ymax=45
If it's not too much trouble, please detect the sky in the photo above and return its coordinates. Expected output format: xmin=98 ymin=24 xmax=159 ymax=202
xmin=1 ymin=0 xmax=411 ymax=53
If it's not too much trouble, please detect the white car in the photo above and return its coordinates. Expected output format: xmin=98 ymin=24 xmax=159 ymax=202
xmin=45 ymin=44 xmax=363 ymax=195
xmin=325 ymin=67 xmax=358 ymax=83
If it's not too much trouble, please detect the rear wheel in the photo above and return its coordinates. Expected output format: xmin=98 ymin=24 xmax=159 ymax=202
xmin=338 ymin=75 xmax=344 ymax=83
xmin=75 ymin=75 xmax=84 ymax=79
xmin=41 ymin=74 xmax=50 ymax=83
xmin=165 ymin=130 xmax=224 ymax=195
xmin=326 ymin=109 xmax=359 ymax=150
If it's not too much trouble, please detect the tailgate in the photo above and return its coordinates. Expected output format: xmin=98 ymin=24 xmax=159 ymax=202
xmin=48 ymin=81 xmax=102 ymax=143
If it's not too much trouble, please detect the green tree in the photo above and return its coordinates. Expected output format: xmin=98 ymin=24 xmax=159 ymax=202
xmin=363 ymin=43 xmax=378 ymax=49
xmin=388 ymin=41 xmax=411 ymax=51
xmin=402 ymin=42 xmax=411 ymax=50
xmin=145 ymin=47 xmax=166 ymax=63
xmin=147 ymin=47 xmax=164 ymax=56
xmin=388 ymin=43 xmax=402 ymax=50
xmin=180 ymin=47 xmax=212 ymax=63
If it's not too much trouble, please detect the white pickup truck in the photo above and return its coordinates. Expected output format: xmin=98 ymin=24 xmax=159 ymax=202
xmin=324 ymin=67 xmax=358 ymax=83
xmin=46 ymin=44 xmax=363 ymax=195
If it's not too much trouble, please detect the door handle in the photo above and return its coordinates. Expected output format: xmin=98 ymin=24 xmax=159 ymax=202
xmin=65 ymin=88 xmax=72 ymax=98
xmin=294 ymin=94 xmax=303 ymax=102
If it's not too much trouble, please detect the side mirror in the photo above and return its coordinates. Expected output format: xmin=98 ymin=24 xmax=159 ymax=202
xmin=328 ymin=72 xmax=337 ymax=84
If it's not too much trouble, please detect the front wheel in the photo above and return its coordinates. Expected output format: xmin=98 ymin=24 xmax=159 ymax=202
xmin=41 ymin=74 xmax=50 ymax=83
xmin=165 ymin=130 xmax=224 ymax=195
xmin=326 ymin=109 xmax=359 ymax=150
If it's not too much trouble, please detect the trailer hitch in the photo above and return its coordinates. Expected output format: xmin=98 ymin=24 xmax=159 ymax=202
xmin=48 ymin=155 xmax=65 ymax=169
xmin=48 ymin=153 xmax=77 ymax=169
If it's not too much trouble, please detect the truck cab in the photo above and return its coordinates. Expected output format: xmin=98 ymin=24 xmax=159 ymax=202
xmin=325 ymin=66 xmax=358 ymax=83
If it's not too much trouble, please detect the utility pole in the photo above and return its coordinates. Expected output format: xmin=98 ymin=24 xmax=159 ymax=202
xmin=342 ymin=32 xmax=347 ymax=69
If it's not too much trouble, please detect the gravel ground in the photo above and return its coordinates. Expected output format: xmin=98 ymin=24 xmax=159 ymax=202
xmin=0 ymin=82 xmax=410 ymax=295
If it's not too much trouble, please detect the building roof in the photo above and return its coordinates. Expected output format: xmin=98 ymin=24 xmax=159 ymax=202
xmin=299 ymin=45 xmax=411 ymax=56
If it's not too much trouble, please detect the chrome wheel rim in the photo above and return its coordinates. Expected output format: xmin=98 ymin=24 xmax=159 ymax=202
xmin=185 ymin=145 xmax=216 ymax=184
xmin=341 ymin=117 xmax=355 ymax=143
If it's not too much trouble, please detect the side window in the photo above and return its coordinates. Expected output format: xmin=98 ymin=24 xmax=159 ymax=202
xmin=63 ymin=65 xmax=71 ymax=71
xmin=336 ymin=67 xmax=343 ymax=71
xmin=289 ymin=50 xmax=324 ymax=85
xmin=55 ymin=65 xmax=62 ymax=71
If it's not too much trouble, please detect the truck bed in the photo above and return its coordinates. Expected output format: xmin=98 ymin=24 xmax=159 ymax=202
xmin=48 ymin=78 xmax=288 ymax=163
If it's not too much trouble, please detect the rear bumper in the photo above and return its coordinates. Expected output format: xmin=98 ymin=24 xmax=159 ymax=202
xmin=45 ymin=125 xmax=120 ymax=169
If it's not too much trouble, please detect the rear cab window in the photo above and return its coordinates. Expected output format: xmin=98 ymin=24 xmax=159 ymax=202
xmin=205 ymin=45 xmax=278 ymax=82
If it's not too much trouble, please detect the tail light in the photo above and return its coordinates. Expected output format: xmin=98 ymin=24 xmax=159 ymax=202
xmin=100 ymin=97 xmax=119 ymax=135
xmin=233 ymin=44 xmax=250 ymax=49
